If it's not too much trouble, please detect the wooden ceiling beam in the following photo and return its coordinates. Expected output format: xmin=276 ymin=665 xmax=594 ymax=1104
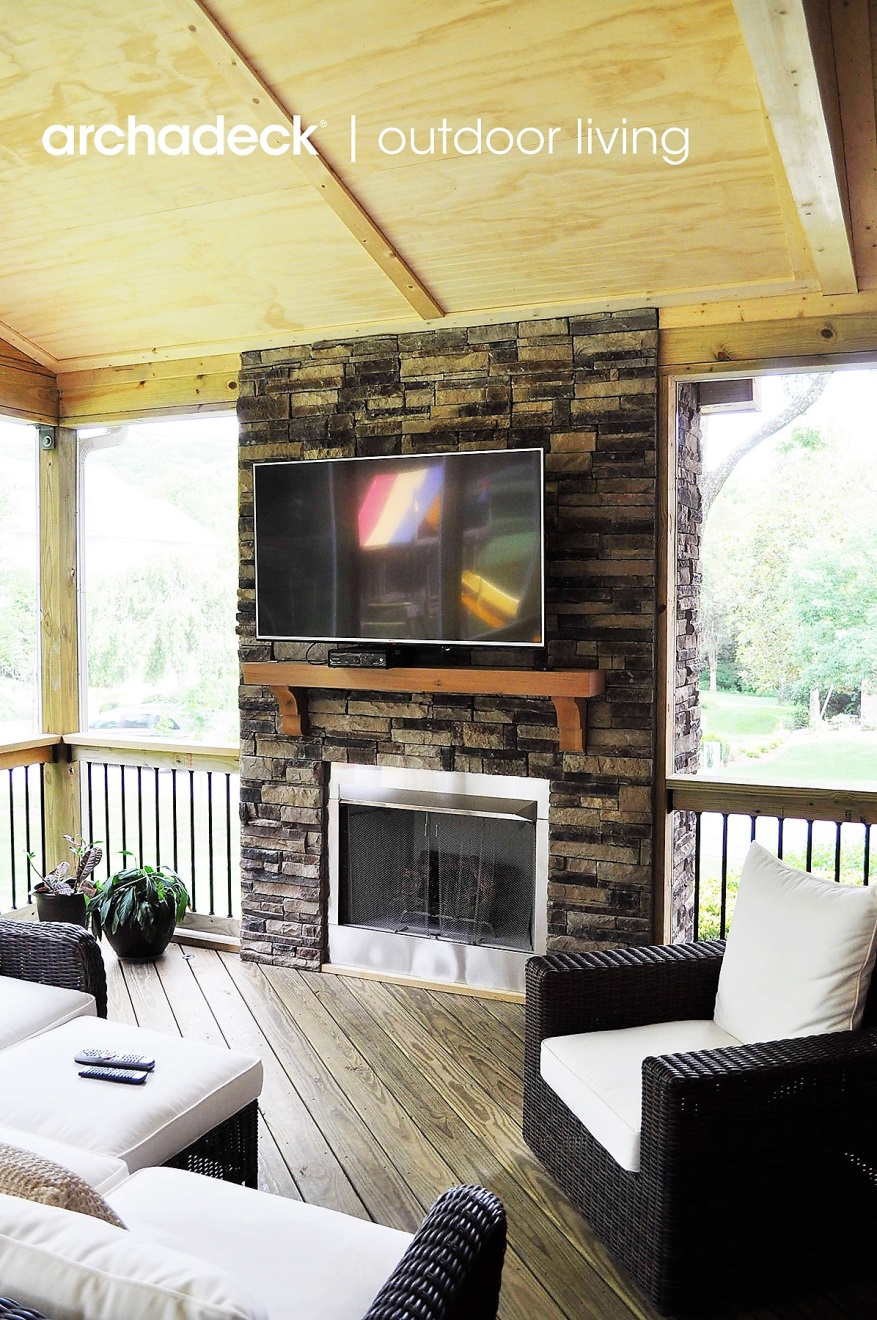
xmin=829 ymin=0 xmax=877 ymax=289
xmin=0 ymin=319 xmax=57 ymax=371
xmin=733 ymin=0 xmax=857 ymax=294
xmin=169 ymin=0 xmax=444 ymax=320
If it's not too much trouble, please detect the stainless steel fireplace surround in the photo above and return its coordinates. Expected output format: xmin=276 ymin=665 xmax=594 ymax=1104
xmin=328 ymin=764 xmax=549 ymax=993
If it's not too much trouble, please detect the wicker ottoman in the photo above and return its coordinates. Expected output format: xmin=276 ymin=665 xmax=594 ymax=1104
xmin=0 ymin=1018 xmax=262 ymax=1187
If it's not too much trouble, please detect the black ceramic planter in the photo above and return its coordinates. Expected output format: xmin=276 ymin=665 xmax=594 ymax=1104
xmin=35 ymin=892 xmax=88 ymax=927
xmin=102 ymin=902 xmax=177 ymax=961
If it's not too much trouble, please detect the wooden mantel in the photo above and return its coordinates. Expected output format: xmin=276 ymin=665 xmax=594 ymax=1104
xmin=242 ymin=662 xmax=605 ymax=753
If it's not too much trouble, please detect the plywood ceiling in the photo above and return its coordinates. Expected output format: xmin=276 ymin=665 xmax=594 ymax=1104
xmin=0 ymin=0 xmax=868 ymax=368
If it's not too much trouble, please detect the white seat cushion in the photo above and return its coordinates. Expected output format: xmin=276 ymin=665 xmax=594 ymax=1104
xmin=541 ymin=1018 xmax=741 ymax=1173
xmin=714 ymin=841 xmax=877 ymax=1043
xmin=0 ymin=1018 xmax=262 ymax=1172
xmin=0 ymin=1190 xmax=267 ymax=1320
xmin=109 ymin=1167 xmax=413 ymax=1320
xmin=0 ymin=1127 xmax=128 ymax=1195
xmin=0 ymin=975 xmax=95 ymax=1050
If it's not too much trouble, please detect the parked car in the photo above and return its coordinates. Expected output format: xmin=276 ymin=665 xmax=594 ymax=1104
xmin=89 ymin=706 xmax=184 ymax=735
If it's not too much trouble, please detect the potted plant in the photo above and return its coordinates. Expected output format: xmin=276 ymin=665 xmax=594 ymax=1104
xmin=88 ymin=858 xmax=189 ymax=961
xmin=29 ymin=837 xmax=102 ymax=927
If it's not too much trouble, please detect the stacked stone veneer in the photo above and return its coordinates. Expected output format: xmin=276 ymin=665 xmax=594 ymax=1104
xmin=671 ymin=383 xmax=703 ymax=943
xmin=237 ymin=313 xmax=658 ymax=968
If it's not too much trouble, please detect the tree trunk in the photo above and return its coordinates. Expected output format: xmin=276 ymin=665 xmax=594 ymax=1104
xmin=809 ymin=688 xmax=822 ymax=727
xmin=709 ymin=660 xmax=717 ymax=692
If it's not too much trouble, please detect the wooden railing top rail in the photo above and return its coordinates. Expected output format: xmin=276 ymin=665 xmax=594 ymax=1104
xmin=64 ymin=733 xmax=239 ymax=774
xmin=0 ymin=734 xmax=238 ymax=775
xmin=667 ymin=775 xmax=877 ymax=826
xmin=0 ymin=735 xmax=62 ymax=772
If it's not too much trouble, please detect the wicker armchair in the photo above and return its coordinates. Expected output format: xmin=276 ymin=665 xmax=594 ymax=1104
xmin=0 ymin=920 xmax=107 ymax=1018
xmin=524 ymin=940 xmax=877 ymax=1314
xmin=0 ymin=1185 xmax=506 ymax=1320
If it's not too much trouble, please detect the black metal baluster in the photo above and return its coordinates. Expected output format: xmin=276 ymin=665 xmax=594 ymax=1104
xmin=23 ymin=767 xmax=32 ymax=872
xmin=9 ymin=771 xmax=17 ymax=910
xmin=171 ymin=769 xmax=179 ymax=874
xmin=86 ymin=762 xmax=94 ymax=846
xmin=103 ymin=765 xmax=112 ymax=873
xmin=136 ymin=766 xmax=144 ymax=864
xmin=749 ymin=814 xmax=757 ymax=841
xmin=119 ymin=764 xmax=127 ymax=861
xmin=39 ymin=763 xmax=46 ymax=878
xmin=692 ymin=811 xmax=702 ymax=941
xmin=154 ymin=767 xmax=160 ymax=863
xmin=225 ymin=774 xmax=233 ymax=919
xmin=834 ymin=821 xmax=843 ymax=882
xmin=805 ymin=820 xmax=814 ymax=872
xmin=863 ymin=823 xmax=871 ymax=888
xmin=719 ymin=813 xmax=729 ymax=939
xmin=207 ymin=772 xmax=215 ymax=916
xmin=777 ymin=817 xmax=784 ymax=860
xmin=189 ymin=770 xmax=196 ymax=913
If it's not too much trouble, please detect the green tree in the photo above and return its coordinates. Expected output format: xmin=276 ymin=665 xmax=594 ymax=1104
xmin=0 ymin=566 xmax=37 ymax=683
xmin=87 ymin=554 xmax=237 ymax=736
xmin=789 ymin=535 xmax=877 ymax=701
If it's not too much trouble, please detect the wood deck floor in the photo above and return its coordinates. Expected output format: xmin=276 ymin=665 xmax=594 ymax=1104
xmin=107 ymin=945 xmax=877 ymax=1320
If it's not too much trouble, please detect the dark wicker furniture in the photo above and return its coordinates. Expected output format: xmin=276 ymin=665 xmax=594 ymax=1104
xmin=0 ymin=1184 xmax=506 ymax=1320
xmin=364 ymin=1184 xmax=506 ymax=1320
xmin=524 ymin=940 xmax=877 ymax=1315
xmin=0 ymin=920 xmax=107 ymax=1018
xmin=165 ymin=1098 xmax=259 ymax=1189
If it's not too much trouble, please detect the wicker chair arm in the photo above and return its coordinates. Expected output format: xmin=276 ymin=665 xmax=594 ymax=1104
xmin=640 ymin=1027 xmax=877 ymax=1175
xmin=525 ymin=940 xmax=725 ymax=1046
xmin=0 ymin=1300 xmax=49 ymax=1320
xmin=0 ymin=921 xmax=107 ymax=1018
xmin=362 ymin=1185 xmax=506 ymax=1320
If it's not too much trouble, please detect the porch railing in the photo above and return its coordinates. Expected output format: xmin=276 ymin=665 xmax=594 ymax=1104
xmin=0 ymin=735 xmax=240 ymax=922
xmin=669 ymin=777 xmax=877 ymax=941
xmin=0 ymin=737 xmax=58 ymax=912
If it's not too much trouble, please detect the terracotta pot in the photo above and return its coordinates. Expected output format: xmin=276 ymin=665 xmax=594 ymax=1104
xmin=102 ymin=901 xmax=177 ymax=961
xmin=35 ymin=892 xmax=88 ymax=927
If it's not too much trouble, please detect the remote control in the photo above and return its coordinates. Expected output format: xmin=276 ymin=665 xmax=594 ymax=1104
xmin=78 ymin=1067 xmax=148 ymax=1085
xmin=74 ymin=1050 xmax=155 ymax=1072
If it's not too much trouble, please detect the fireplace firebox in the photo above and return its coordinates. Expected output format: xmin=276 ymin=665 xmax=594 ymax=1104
xmin=328 ymin=765 xmax=548 ymax=993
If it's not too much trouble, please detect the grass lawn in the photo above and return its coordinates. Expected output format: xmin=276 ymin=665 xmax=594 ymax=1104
xmin=697 ymin=691 xmax=877 ymax=789
xmin=717 ymin=729 xmax=877 ymax=789
xmin=700 ymin=690 xmax=796 ymax=737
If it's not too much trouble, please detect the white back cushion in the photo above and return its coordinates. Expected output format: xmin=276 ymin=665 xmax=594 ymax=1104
xmin=714 ymin=841 xmax=877 ymax=1043
xmin=0 ymin=1191 xmax=267 ymax=1320
xmin=0 ymin=977 xmax=95 ymax=1051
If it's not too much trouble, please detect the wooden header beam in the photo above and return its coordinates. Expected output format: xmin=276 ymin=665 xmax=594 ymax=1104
xmin=172 ymin=0 xmax=444 ymax=321
xmin=733 ymin=0 xmax=857 ymax=294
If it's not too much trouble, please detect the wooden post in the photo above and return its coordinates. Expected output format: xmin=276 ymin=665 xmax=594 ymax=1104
xmin=39 ymin=425 xmax=81 ymax=861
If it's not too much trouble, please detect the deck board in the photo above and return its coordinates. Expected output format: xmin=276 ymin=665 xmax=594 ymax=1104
xmin=105 ymin=945 xmax=877 ymax=1320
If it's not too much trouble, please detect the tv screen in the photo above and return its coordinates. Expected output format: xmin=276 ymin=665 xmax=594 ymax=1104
xmin=253 ymin=447 xmax=544 ymax=646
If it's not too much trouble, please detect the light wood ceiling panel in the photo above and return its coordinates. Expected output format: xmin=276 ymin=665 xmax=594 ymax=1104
xmin=200 ymin=0 xmax=796 ymax=307
xmin=0 ymin=0 xmax=828 ymax=365
xmin=0 ymin=188 xmax=414 ymax=361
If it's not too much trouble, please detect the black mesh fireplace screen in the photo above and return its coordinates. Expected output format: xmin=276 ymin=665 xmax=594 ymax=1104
xmin=340 ymin=804 xmax=535 ymax=951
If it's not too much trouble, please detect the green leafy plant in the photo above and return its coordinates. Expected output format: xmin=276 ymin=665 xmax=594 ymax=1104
xmin=28 ymin=835 xmax=103 ymax=897
xmin=88 ymin=859 xmax=189 ymax=940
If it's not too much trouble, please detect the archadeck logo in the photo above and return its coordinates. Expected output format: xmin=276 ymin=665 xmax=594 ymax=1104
xmin=41 ymin=114 xmax=690 ymax=166
xmin=41 ymin=115 xmax=319 ymax=156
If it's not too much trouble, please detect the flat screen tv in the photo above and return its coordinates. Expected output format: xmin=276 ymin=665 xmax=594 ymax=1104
xmin=253 ymin=447 xmax=544 ymax=647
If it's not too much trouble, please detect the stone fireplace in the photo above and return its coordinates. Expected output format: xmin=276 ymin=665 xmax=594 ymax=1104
xmin=238 ymin=312 xmax=658 ymax=972
xmin=328 ymin=763 xmax=549 ymax=992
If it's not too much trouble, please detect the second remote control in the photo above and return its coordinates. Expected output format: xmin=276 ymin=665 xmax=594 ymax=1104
xmin=78 ymin=1068 xmax=148 ymax=1085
